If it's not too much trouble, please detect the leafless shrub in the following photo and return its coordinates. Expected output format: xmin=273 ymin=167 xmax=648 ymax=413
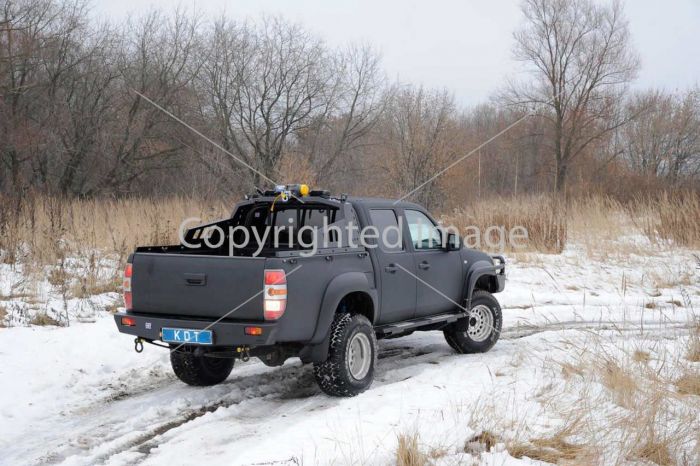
xmin=29 ymin=312 xmax=61 ymax=327
xmin=67 ymin=253 xmax=120 ymax=299
xmin=69 ymin=275 xmax=120 ymax=299
xmin=48 ymin=266 xmax=71 ymax=289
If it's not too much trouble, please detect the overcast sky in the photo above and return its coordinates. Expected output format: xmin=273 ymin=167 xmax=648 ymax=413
xmin=91 ymin=0 xmax=700 ymax=106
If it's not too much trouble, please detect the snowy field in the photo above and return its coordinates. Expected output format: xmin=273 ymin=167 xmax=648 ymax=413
xmin=1 ymin=241 xmax=699 ymax=465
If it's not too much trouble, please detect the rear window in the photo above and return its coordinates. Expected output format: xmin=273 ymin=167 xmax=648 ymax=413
xmin=271 ymin=207 xmax=334 ymax=229
xmin=236 ymin=204 xmax=341 ymax=250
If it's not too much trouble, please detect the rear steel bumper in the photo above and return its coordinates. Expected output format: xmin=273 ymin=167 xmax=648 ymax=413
xmin=114 ymin=312 xmax=278 ymax=347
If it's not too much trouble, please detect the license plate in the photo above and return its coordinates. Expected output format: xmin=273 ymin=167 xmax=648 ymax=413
xmin=161 ymin=327 xmax=213 ymax=345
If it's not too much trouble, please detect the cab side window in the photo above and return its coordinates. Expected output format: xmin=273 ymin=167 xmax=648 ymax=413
xmin=369 ymin=209 xmax=403 ymax=252
xmin=405 ymin=210 xmax=441 ymax=250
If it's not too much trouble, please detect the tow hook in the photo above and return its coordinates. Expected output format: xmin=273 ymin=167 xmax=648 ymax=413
xmin=236 ymin=346 xmax=250 ymax=362
xmin=134 ymin=337 xmax=144 ymax=353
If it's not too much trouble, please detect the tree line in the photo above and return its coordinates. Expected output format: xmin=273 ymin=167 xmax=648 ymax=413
xmin=1 ymin=0 xmax=698 ymax=211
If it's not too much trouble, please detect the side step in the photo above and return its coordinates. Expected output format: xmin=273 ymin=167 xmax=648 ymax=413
xmin=375 ymin=311 xmax=468 ymax=336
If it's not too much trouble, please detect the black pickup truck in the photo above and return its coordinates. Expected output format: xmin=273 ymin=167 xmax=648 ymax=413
xmin=115 ymin=185 xmax=505 ymax=396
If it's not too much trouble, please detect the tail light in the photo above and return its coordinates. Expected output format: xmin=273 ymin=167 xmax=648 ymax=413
xmin=245 ymin=326 xmax=263 ymax=336
xmin=264 ymin=269 xmax=286 ymax=320
xmin=123 ymin=263 xmax=133 ymax=311
xmin=121 ymin=316 xmax=136 ymax=326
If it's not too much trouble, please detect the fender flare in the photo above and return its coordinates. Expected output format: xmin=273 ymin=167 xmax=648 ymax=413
xmin=299 ymin=272 xmax=377 ymax=363
xmin=463 ymin=256 xmax=505 ymax=308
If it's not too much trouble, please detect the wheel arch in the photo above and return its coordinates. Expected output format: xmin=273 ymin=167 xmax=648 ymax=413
xmin=464 ymin=260 xmax=503 ymax=307
xmin=336 ymin=290 xmax=375 ymax=323
xmin=299 ymin=272 xmax=377 ymax=363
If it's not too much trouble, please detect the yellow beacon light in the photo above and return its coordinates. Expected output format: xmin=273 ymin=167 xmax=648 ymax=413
xmin=299 ymin=184 xmax=310 ymax=196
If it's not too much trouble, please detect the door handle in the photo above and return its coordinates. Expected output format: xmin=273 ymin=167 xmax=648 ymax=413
xmin=184 ymin=273 xmax=206 ymax=286
xmin=384 ymin=264 xmax=397 ymax=273
xmin=418 ymin=261 xmax=431 ymax=270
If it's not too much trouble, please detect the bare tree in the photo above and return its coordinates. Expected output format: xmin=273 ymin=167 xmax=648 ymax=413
xmin=384 ymin=85 xmax=457 ymax=209
xmin=194 ymin=17 xmax=253 ymax=189
xmin=102 ymin=8 xmax=203 ymax=194
xmin=3 ymin=0 xmax=696 ymax=202
xmin=0 ymin=0 xmax=84 ymax=193
xmin=622 ymin=88 xmax=700 ymax=182
xmin=39 ymin=9 xmax=121 ymax=195
xmin=504 ymin=0 xmax=640 ymax=194
xmin=294 ymin=44 xmax=388 ymax=186
xmin=198 ymin=16 xmax=332 ymax=189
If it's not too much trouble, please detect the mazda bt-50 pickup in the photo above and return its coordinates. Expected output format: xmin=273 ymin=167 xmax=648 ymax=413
xmin=114 ymin=185 xmax=505 ymax=396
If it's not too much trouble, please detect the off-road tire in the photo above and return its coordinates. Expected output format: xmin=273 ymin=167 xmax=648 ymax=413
xmin=170 ymin=347 xmax=234 ymax=386
xmin=444 ymin=332 xmax=461 ymax=352
xmin=444 ymin=290 xmax=502 ymax=354
xmin=313 ymin=313 xmax=377 ymax=397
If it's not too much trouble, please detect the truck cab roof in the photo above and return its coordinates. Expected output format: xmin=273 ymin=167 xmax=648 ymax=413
xmin=345 ymin=196 xmax=423 ymax=211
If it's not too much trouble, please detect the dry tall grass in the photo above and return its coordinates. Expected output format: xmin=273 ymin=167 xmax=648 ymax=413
xmin=445 ymin=191 xmax=700 ymax=254
xmin=395 ymin=433 xmax=428 ymax=466
xmin=675 ymin=370 xmax=700 ymax=397
xmin=689 ymin=336 xmax=700 ymax=363
xmin=463 ymin=320 xmax=700 ymax=466
xmin=0 ymin=194 xmax=228 ymax=266
xmin=1 ymin=195 xmax=230 ymax=323
xmin=445 ymin=194 xmax=567 ymax=253
xmin=1 ymin=192 xmax=698 ymax=266
xmin=632 ymin=192 xmax=700 ymax=248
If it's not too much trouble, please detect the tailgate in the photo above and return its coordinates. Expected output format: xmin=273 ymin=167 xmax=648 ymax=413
xmin=131 ymin=253 xmax=266 ymax=320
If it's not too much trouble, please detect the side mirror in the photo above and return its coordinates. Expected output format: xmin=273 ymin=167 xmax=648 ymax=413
xmin=445 ymin=232 xmax=461 ymax=251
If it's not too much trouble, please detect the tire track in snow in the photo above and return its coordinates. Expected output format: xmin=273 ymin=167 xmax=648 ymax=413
xmin=112 ymin=319 xmax=698 ymax=464
xmin=27 ymin=319 xmax=695 ymax=465
xmin=501 ymin=319 xmax=693 ymax=339
xmin=31 ymin=363 xmax=312 ymax=465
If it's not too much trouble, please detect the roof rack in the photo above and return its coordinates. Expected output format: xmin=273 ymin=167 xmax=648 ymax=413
xmin=248 ymin=185 xmax=331 ymax=200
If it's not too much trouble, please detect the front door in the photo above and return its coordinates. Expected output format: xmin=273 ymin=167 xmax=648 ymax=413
xmin=404 ymin=209 xmax=463 ymax=318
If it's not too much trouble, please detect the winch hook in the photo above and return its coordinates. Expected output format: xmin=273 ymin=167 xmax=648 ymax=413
xmin=134 ymin=338 xmax=144 ymax=353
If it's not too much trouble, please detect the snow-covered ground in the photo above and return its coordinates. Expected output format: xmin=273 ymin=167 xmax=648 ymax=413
xmin=1 ymin=241 xmax=698 ymax=465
